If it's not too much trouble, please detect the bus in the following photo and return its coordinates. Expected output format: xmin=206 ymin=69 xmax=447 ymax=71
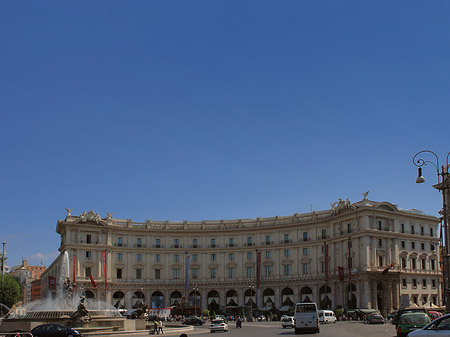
xmin=294 ymin=302 xmax=319 ymax=334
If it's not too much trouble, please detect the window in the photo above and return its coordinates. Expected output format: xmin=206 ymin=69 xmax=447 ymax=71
xmin=247 ymin=237 xmax=253 ymax=245
xmin=193 ymin=239 xmax=198 ymax=248
xmin=421 ymin=227 xmax=424 ymax=235
xmin=411 ymin=242 xmax=415 ymax=250
xmin=432 ymin=279 xmax=436 ymax=288
xmin=86 ymin=251 xmax=91 ymax=259
xmin=303 ymin=232 xmax=308 ymax=241
xmin=378 ymin=221 xmax=382 ymax=230
xmin=284 ymin=234 xmax=289 ymax=242
xmin=156 ymin=238 xmax=161 ymax=248
xmin=284 ymin=265 xmax=291 ymax=276
xmin=229 ymin=253 xmax=234 ymax=261
xmin=247 ymin=252 xmax=252 ymax=260
xmin=422 ymin=279 xmax=427 ymax=288
xmin=421 ymin=259 xmax=426 ymax=270
xmin=265 ymin=235 xmax=270 ymax=244
xmin=210 ymin=268 xmax=217 ymax=278
xmin=378 ymin=256 xmax=383 ymax=266
xmin=265 ymin=251 xmax=271 ymax=259
xmin=174 ymin=254 xmax=179 ymax=262
xmin=348 ymin=223 xmax=352 ymax=233
xmin=228 ymin=267 xmax=235 ymax=278
xmin=87 ymin=234 xmax=92 ymax=244
xmin=401 ymin=258 xmax=407 ymax=269
xmin=303 ymin=248 xmax=308 ymax=256
xmin=211 ymin=253 xmax=216 ymax=261
xmin=174 ymin=239 xmax=179 ymax=248
xmin=431 ymin=260 xmax=436 ymax=270
xmin=322 ymin=245 xmax=326 ymax=254
xmin=116 ymin=268 xmax=122 ymax=279
xmin=413 ymin=296 xmax=418 ymax=305
xmin=192 ymin=254 xmax=198 ymax=262
xmin=265 ymin=266 xmax=272 ymax=276
xmin=302 ymin=263 xmax=310 ymax=274
xmin=247 ymin=267 xmax=253 ymax=278
xmin=136 ymin=269 xmax=142 ymax=279
xmin=411 ymin=225 xmax=415 ymax=234
xmin=137 ymin=238 xmax=142 ymax=247
xmin=155 ymin=254 xmax=160 ymax=262
xmin=211 ymin=238 xmax=216 ymax=247
xmin=421 ymin=243 xmax=425 ymax=250
xmin=412 ymin=278 xmax=417 ymax=288
xmin=402 ymin=279 xmax=407 ymax=287
xmin=173 ymin=269 xmax=179 ymax=279
xmin=117 ymin=252 xmax=122 ymax=261
xmin=192 ymin=269 xmax=198 ymax=279
xmin=118 ymin=236 xmax=123 ymax=246
xmin=430 ymin=227 xmax=434 ymax=236
xmin=137 ymin=254 xmax=142 ymax=262
xmin=412 ymin=258 xmax=417 ymax=269
xmin=401 ymin=241 xmax=405 ymax=249
xmin=321 ymin=229 xmax=327 ymax=239
xmin=378 ymin=239 xmax=382 ymax=247
xmin=431 ymin=243 xmax=435 ymax=251
xmin=155 ymin=269 xmax=160 ymax=279
xmin=229 ymin=238 xmax=234 ymax=247
xmin=321 ymin=262 xmax=326 ymax=273
xmin=284 ymin=249 xmax=289 ymax=257
xmin=401 ymin=224 xmax=405 ymax=233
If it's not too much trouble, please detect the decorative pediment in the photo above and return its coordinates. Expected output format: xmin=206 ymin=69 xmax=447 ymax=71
xmin=263 ymin=260 xmax=274 ymax=267
xmin=300 ymin=257 xmax=312 ymax=264
xmin=226 ymin=262 xmax=237 ymax=268
xmin=68 ymin=209 xmax=108 ymax=226
xmin=281 ymin=259 xmax=293 ymax=265
xmin=330 ymin=198 xmax=356 ymax=215
xmin=152 ymin=264 xmax=163 ymax=269
xmin=244 ymin=261 xmax=255 ymax=268
xmin=171 ymin=263 xmax=182 ymax=269
xmin=208 ymin=263 xmax=219 ymax=269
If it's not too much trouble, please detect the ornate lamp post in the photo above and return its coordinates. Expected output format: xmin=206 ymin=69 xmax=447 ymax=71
xmin=248 ymin=282 xmax=255 ymax=320
xmin=413 ymin=150 xmax=450 ymax=312
xmin=193 ymin=284 xmax=199 ymax=317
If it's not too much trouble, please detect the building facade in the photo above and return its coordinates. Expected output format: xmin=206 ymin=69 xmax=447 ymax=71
xmin=41 ymin=196 xmax=442 ymax=316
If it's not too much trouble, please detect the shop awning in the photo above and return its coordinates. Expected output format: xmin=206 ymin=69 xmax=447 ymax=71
xmin=279 ymin=306 xmax=291 ymax=312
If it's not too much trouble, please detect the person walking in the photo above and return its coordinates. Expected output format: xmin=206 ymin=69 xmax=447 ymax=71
xmin=154 ymin=319 xmax=159 ymax=334
xmin=159 ymin=319 xmax=164 ymax=334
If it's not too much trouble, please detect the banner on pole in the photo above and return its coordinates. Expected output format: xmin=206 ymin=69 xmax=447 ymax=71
xmin=102 ymin=252 xmax=108 ymax=290
xmin=325 ymin=244 xmax=329 ymax=284
xmin=338 ymin=266 xmax=344 ymax=281
xmin=256 ymin=251 xmax=261 ymax=289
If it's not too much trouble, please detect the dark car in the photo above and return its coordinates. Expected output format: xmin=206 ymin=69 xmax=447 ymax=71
xmin=31 ymin=324 xmax=82 ymax=337
xmin=182 ymin=317 xmax=204 ymax=326
xmin=393 ymin=308 xmax=428 ymax=326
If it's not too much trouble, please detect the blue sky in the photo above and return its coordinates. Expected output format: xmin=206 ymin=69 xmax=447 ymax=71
xmin=1 ymin=1 xmax=450 ymax=268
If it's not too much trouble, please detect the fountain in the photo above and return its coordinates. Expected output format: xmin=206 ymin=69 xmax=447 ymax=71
xmin=0 ymin=251 xmax=132 ymax=333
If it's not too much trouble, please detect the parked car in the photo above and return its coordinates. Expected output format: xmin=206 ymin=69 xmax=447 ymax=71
xmin=281 ymin=316 xmax=295 ymax=328
xmin=369 ymin=313 xmax=385 ymax=324
xmin=428 ymin=311 xmax=442 ymax=321
xmin=210 ymin=319 xmax=229 ymax=332
xmin=393 ymin=307 xmax=428 ymax=326
xmin=408 ymin=313 xmax=450 ymax=337
xmin=183 ymin=317 xmax=204 ymax=325
xmin=31 ymin=324 xmax=82 ymax=337
xmin=396 ymin=312 xmax=431 ymax=337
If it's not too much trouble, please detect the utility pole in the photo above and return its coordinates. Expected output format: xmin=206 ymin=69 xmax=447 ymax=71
xmin=1 ymin=242 xmax=5 ymax=303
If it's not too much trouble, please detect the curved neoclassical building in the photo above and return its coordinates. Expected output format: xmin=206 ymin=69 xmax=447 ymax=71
xmin=41 ymin=196 xmax=442 ymax=316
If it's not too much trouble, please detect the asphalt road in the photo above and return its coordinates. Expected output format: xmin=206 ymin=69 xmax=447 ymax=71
xmin=88 ymin=321 xmax=398 ymax=337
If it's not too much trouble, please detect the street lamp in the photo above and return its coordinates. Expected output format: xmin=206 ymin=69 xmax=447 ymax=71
xmin=248 ymin=282 xmax=255 ymax=320
xmin=193 ymin=284 xmax=199 ymax=317
xmin=413 ymin=150 xmax=450 ymax=313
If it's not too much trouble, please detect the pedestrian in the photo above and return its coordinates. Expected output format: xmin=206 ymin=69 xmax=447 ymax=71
xmin=154 ymin=320 xmax=159 ymax=334
xmin=159 ymin=319 xmax=164 ymax=334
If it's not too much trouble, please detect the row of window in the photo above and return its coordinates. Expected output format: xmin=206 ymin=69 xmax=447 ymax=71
xmin=401 ymin=278 xmax=437 ymax=289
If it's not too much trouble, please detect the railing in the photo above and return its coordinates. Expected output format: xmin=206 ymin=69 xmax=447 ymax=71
xmin=133 ymin=244 xmax=146 ymax=248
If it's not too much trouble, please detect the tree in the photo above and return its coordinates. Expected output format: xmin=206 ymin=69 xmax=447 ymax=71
xmin=202 ymin=309 xmax=210 ymax=318
xmin=0 ymin=275 xmax=22 ymax=309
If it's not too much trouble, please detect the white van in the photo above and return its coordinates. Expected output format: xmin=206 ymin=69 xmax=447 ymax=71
xmin=294 ymin=302 xmax=319 ymax=334
xmin=318 ymin=310 xmax=336 ymax=324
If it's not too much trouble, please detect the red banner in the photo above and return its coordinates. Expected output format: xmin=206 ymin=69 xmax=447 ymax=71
xmin=338 ymin=266 xmax=344 ymax=281
xmin=256 ymin=251 xmax=261 ymax=289
xmin=48 ymin=275 xmax=56 ymax=290
xmin=325 ymin=244 xmax=329 ymax=284
xmin=381 ymin=262 xmax=396 ymax=276
xmin=90 ymin=274 xmax=97 ymax=288
xmin=102 ymin=251 xmax=108 ymax=290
